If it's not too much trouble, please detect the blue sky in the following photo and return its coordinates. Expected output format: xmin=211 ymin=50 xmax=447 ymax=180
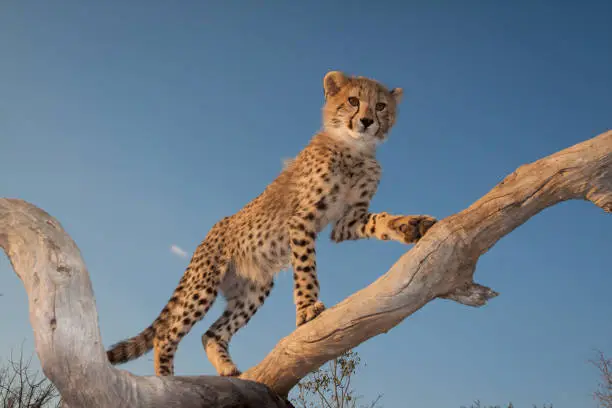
xmin=1 ymin=1 xmax=611 ymax=407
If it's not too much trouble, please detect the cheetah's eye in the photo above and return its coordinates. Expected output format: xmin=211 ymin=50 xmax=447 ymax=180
xmin=348 ymin=97 xmax=360 ymax=107
xmin=375 ymin=102 xmax=386 ymax=111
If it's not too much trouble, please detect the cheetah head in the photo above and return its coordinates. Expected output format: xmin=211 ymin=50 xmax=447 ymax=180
xmin=322 ymin=71 xmax=403 ymax=148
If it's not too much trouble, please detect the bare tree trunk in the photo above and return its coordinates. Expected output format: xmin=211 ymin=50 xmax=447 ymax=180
xmin=1 ymin=130 xmax=610 ymax=407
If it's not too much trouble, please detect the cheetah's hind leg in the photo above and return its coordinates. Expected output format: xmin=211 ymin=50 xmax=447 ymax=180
xmin=202 ymin=273 xmax=275 ymax=376
xmin=152 ymin=260 xmax=228 ymax=376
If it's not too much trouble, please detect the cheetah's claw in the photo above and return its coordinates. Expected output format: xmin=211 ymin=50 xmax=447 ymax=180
xmin=389 ymin=215 xmax=437 ymax=244
xmin=296 ymin=301 xmax=326 ymax=327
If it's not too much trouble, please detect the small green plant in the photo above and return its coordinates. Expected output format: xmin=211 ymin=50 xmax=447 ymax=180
xmin=460 ymin=401 xmax=552 ymax=408
xmin=291 ymin=350 xmax=382 ymax=408
xmin=592 ymin=350 xmax=611 ymax=408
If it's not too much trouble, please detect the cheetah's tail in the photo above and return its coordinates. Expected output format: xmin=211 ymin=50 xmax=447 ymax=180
xmin=106 ymin=322 xmax=158 ymax=365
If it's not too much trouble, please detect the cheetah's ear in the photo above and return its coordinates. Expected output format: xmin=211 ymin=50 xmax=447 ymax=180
xmin=323 ymin=71 xmax=348 ymax=98
xmin=390 ymin=88 xmax=403 ymax=104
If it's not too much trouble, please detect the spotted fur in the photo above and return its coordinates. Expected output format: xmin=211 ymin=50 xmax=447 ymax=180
xmin=106 ymin=70 xmax=437 ymax=377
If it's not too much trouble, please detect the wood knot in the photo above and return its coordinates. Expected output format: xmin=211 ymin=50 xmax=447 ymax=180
xmin=56 ymin=265 xmax=71 ymax=274
xmin=50 ymin=318 xmax=57 ymax=330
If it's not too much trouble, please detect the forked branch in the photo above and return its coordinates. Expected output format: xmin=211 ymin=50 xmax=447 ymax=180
xmin=1 ymin=130 xmax=610 ymax=406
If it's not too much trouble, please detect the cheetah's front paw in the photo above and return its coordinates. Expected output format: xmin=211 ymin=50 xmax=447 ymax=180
xmin=388 ymin=215 xmax=437 ymax=244
xmin=296 ymin=301 xmax=326 ymax=327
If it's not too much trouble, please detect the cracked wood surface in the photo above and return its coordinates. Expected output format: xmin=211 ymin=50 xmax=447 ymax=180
xmin=1 ymin=130 xmax=610 ymax=406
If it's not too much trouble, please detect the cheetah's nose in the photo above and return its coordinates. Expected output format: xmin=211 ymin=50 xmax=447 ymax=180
xmin=360 ymin=118 xmax=374 ymax=129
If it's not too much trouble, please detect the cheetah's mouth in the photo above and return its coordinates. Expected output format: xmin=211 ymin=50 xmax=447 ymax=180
xmin=346 ymin=130 xmax=384 ymax=148
xmin=350 ymin=126 xmax=379 ymax=140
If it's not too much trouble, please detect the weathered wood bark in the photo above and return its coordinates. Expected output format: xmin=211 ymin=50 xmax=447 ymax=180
xmin=1 ymin=130 xmax=610 ymax=407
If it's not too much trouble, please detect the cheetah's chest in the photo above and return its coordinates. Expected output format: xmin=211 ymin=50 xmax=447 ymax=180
xmin=314 ymin=175 xmax=354 ymax=231
xmin=327 ymin=185 xmax=350 ymax=223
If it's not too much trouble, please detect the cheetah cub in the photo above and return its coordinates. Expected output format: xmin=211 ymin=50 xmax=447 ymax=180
xmin=106 ymin=71 xmax=437 ymax=377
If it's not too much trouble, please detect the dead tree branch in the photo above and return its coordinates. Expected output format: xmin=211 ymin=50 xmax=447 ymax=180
xmin=1 ymin=130 xmax=610 ymax=406
xmin=0 ymin=203 xmax=291 ymax=407
xmin=240 ymin=130 xmax=611 ymax=394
